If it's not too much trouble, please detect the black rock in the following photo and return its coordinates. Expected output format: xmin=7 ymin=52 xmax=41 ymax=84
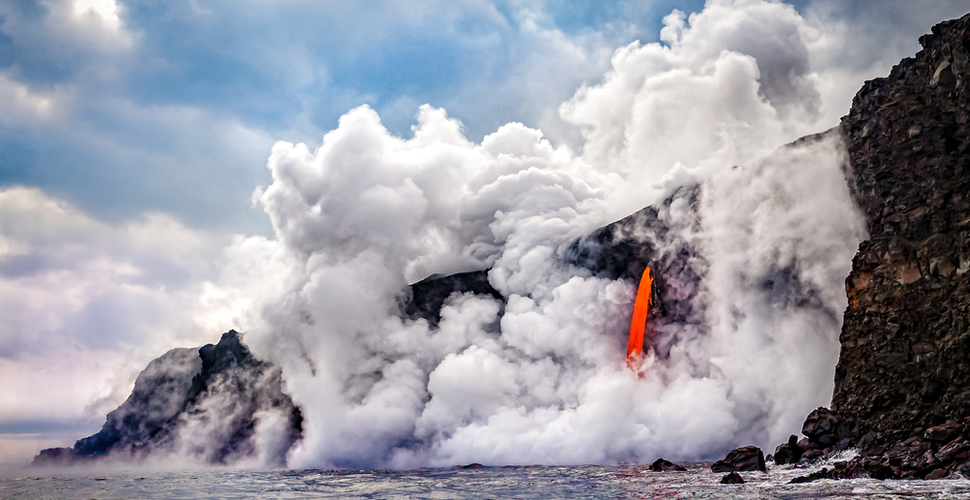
xmin=789 ymin=467 xmax=834 ymax=484
xmin=925 ymin=423 xmax=963 ymax=444
xmin=402 ymin=270 xmax=504 ymax=328
xmin=774 ymin=435 xmax=804 ymax=465
xmin=711 ymin=446 xmax=766 ymax=472
xmin=649 ymin=458 xmax=687 ymax=472
xmin=824 ymin=10 xmax=970 ymax=477
xmin=565 ymin=186 xmax=704 ymax=359
xmin=719 ymin=472 xmax=744 ymax=484
xmin=802 ymin=407 xmax=839 ymax=446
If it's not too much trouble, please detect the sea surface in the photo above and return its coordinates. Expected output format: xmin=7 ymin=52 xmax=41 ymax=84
xmin=3 ymin=460 xmax=970 ymax=499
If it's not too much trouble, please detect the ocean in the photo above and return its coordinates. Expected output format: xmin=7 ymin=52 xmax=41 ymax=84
xmin=3 ymin=460 xmax=970 ymax=499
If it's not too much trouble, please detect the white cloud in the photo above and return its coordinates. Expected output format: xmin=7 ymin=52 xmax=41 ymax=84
xmin=0 ymin=75 xmax=55 ymax=126
xmin=72 ymin=0 xmax=123 ymax=31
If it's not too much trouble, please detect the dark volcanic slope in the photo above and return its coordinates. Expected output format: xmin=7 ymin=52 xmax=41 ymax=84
xmin=565 ymin=187 xmax=704 ymax=357
xmin=792 ymin=13 xmax=970 ymax=478
xmin=33 ymin=331 xmax=302 ymax=467
xmin=403 ymin=270 xmax=504 ymax=327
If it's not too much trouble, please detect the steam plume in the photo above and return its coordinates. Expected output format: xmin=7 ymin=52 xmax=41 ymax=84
xmin=223 ymin=0 xmax=868 ymax=469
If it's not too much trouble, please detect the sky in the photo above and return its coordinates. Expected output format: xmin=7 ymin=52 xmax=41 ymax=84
xmin=2 ymin=0 xmax=970 ymax=466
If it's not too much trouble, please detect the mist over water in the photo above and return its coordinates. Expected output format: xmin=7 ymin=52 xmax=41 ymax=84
xmin=212 ymin=0 xmax=869 ymax=469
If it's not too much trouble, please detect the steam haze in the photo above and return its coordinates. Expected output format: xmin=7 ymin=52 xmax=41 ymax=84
xmin=2 ymin=0 xmax=967 ymax=466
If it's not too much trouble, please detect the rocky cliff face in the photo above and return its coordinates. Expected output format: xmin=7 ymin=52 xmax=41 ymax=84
xmin=784 ymin=13 xmax=970 ymax=479
xmin=33 ymin=331 xmax=303 ymax=467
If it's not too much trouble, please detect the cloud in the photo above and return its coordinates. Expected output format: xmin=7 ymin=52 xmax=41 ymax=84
xmin=0 ymin=189 xmax=267 ymax=375
xmin=559 ymin=0 xmax=833 ymax=222
xmin=0 ymin=0 xmax=622 ymax=235
xmin=0 ymin=186 xmax=253 ymax=461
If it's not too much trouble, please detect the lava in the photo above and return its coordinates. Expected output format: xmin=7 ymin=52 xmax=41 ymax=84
xmin=626 ymin=266 xmax=653 ymax=370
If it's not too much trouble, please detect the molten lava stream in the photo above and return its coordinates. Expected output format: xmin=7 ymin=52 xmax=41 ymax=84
xmin=627 ymin=267 xmax=653 ymax=371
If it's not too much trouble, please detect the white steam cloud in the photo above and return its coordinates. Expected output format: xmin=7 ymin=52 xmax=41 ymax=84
xmin=225 ymin=0 xmax=868 ymax=468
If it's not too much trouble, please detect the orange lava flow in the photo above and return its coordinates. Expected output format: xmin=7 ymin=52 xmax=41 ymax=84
xmin=626 ymin=267 xmax=653 ymax=370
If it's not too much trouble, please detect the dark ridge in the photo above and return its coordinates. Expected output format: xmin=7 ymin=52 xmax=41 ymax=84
xmin=564 ymin=205 xmax=665 ymax=283
xmin=402 ymin=270 xmax=504 ymax=328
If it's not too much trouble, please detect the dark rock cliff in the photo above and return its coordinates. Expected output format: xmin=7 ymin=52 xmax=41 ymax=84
xmin=33 ymin=331 xmax=303 ymax=467
xmin=784 ymin=12 xmax=970 ymax=479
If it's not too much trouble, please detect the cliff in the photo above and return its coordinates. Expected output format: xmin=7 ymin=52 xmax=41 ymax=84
xmin=33 ymin=331 xmax=303 ymax=467
xmin=780 ymin=12 xmax=970 ymax=480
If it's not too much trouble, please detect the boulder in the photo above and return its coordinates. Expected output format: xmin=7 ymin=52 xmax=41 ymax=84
xmin=802 ymin=408 xmax=839 ymax=446
xmin=719 ymin=472 xmax=744 ymax=484
xmin=773 ymin=435 xmax=803 ymax=465
xmin=711 ymin=446 xmax=766 ymax=472
xmin=925 ymin=422 xmax=963 ymax=444
xmin=649 ymin=458 xmax=687 ymax=472
xmin=789 ymin=467 xmax=834 ymax=484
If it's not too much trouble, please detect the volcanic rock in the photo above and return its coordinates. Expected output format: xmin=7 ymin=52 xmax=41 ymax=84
xmin=403 ymin=270 xmax=504 ymax=328
xmin=773 ymin=435 xmax=804 ymax=465
xmin=824 ymin=11 xmax=970 ymax=475
xmin=719 ymin=472 xmax=744 ymax=484
xmin=801 ymin=407 xmax=840 ymax=448
xmin=775 ymin=11 xmax=970 ymax=479
xmin=789 ymin=467 xmax=833 ymax=484
xmin=925 ymin=422 xmax=963 ymax=444
xmin=649 ymin=458 xmax=687 ymax=472
xmin=33 ymin=331 xmax=302 ymax=467
xmin=711 ymin=446 xmax=766 ymax=472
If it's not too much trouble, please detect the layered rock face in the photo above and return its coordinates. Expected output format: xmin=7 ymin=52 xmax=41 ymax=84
xmin=33 ymin=331 xmax=303 ymax=467
xmin=792 ymin=13 xmax=970 ymax=478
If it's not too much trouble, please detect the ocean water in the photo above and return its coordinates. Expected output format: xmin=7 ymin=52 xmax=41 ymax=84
xmin=4 ymin=461 xmax=970 ymax=499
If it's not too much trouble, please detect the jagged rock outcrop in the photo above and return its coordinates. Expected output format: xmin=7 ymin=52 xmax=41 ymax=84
xmin=779 ymin=12 xmax=970 ymax=479
xmin=773 ymin=434 xmax=804 ymax=465
xmin=33 ymin=331 xmax=302 ymax=467
xmin=649 ymin=457 xmax=687 ymax=472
